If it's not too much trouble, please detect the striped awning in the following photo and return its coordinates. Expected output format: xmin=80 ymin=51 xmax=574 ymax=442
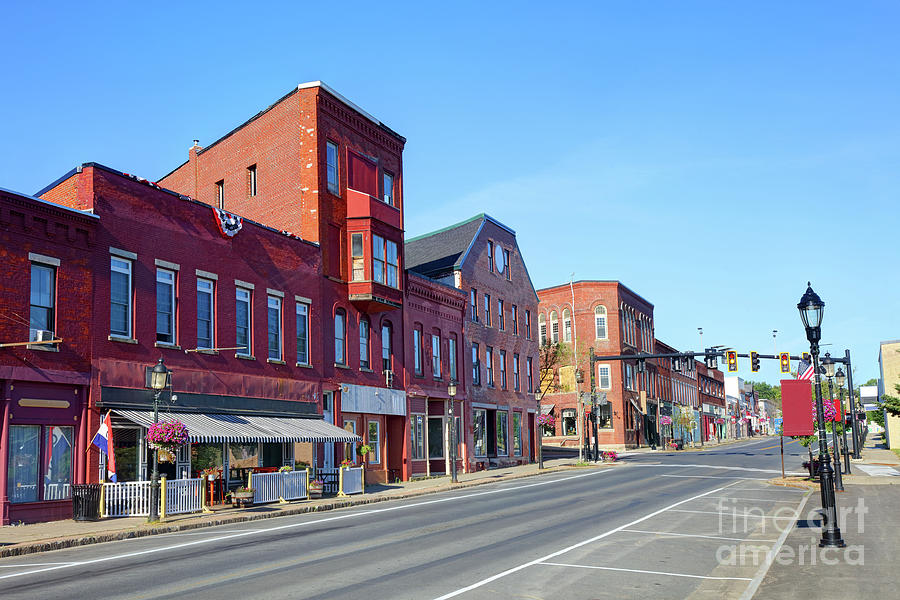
xmin=113 ymin=410 xmax=361 ymax=443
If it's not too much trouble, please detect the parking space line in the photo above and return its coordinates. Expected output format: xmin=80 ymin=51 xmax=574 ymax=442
xmin=668 ymin=509 xmax=796 ymax=519
xmin=430 ymin=482 xmax=739 ymax=600
xmin=538 ymin=562 xmax=752 ymax=581
xmin=703 ymin=496 xmax=799 ymax=503
xmin=619 ymin=529 xmax=779 ymax=543
xmin=730 ymin=486 xmax=807 ymax=493
xmin=661 ymin=474 xmax=769 ymax=480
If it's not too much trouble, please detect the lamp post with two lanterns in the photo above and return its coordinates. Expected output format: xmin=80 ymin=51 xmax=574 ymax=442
xmin=447 ymin=381 xmax=458 ymax=484
xmin=821 ymin=354 xmax=843 ymax=492
xmin=147 ymin=357 xmax=170 ymax=523
xmin=798 ymin=283 xmax=845 ymax=548
xmin=835 ymin=367 xmax=852 ymax=475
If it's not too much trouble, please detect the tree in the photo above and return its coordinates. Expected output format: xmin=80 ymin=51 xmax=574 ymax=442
xmin=880 ymin=383 xmax=900 ymax=418
xmin=537 ymin=342 xmax=569 ymax=403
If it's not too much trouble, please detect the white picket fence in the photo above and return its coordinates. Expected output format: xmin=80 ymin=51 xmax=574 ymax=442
xmin=44 ymin=483 xmax=71 ymax=501
xmin=252 ymin=471 xmax=308 ymax=504
xmin=104 ymin=481 xmax=152 ymax=517
xmin=165 ymin=478 xmax=204 ymax=515
xmin=340 ymin=467 xmax=364 ymax=495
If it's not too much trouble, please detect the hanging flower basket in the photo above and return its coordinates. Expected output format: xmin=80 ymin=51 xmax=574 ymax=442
xmin=537 ymin=414 xmax=556 ymax=427
xmin=659 ymin=416 xmax=672 ymax=426
xmin=146 ymin=420 xmax=190 ymax=457
xmin=715 ymin=418 xmax=725 ymax=425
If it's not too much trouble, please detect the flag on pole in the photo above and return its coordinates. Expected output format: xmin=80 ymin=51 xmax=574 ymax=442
xmin=796 ymin=358 xmax=815 ymax=381
xmin=91 ymin=411 xmax=117 ymax=482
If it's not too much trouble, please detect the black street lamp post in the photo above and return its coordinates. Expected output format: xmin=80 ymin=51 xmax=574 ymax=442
xmin=798 ymin=283 xmax=845 ymax=548
xmin=448 ymin=382 xmax=458 ymax=484
xmin=147 ymin=357 xmax=169 ymax=523
xmin=835 ymin=367 xmax=852 ymax=475
xmin=822 ymin=355 xmax=843 ymax=492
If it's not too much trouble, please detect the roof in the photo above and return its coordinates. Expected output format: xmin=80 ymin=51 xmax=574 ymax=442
xmin=1 ymin=184 xmax=99 ymax=220
xmin=404 ymin=214 xmax=488 ymax=278
xmin=537 ymin=280 xmax=654 ymax=309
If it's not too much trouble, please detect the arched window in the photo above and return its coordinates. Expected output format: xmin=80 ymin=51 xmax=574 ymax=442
xmin=334 ymin=309 xmax=346 ymax=365
xmin=381 ymin=321 xmax=393 ymax=372
xmin=549 ymin=311 xmax=559 ymax=344
xmin=594 ymin=306 xmax=607 ymax=339
xmin=538 ymin=313 xmax=547 ymax=345
xmin=562 ymin=308 xmax=572 ymax=342
xmin=359 ymin=317 xmax=370 ymax=369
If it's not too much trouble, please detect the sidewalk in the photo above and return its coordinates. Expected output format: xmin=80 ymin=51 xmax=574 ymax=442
xmin=0 ymin=457 xmax=592 ymax=558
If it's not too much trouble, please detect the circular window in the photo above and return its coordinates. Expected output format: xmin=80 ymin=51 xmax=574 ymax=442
xmin=494 ymin=244 xmax=505 ymax=273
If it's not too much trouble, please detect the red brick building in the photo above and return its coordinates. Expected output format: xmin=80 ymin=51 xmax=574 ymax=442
xmin=159 ymin=82 xmax=407 ymax=483
xmin=403 ymin=272 xmax=467 ymax=478
xmin=697 ymin=361 xmax=726 ymax=442
xmin=37 ymin=164 xmax=357 ymax=491
xmin=406 ymin=215 xmax=539 ymax=469
xmin=0 ymin=186 xmax=97 ymax=524
xmin=537 ymin=281 xmax=655 ymax=451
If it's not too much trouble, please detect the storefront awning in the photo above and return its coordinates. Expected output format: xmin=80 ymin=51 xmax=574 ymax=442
xmin=540 ymin=404 xmax=554 ymax=415
xmin=113 ymin=410 xmax=361 ymax=443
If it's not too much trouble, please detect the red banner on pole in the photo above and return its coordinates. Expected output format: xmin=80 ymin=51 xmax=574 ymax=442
xmin=781 ymin=379 xmax=813 ymax=436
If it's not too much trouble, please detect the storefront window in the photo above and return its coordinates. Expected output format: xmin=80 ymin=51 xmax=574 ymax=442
xmin=228 ymin=443 xmax=259 ymax=470
xmin=562 ymin=409 xmax=577 ymax=436
xmin=191 ymin=442 xmax=223 ymax=474
xmin=410 ymin=415 xmax=425 ymax=460
xmin=8 ymin=425 xmax=40 ymax=503
xmin=474 ymin=409 xmax=487 ymax=457
xmin=113 ymin=428 xmax=140 ymax=482
xmin=497 ymin=411 xmax=508 ymax=456
xmin=428 ymin=417 xmax=444 ymax=459
xmin=367 ymin=421 xmax=381 ymax=464
xmin=43 ymin=426 xmax=73 ymax=500
xmin=262 ymin=443 xmax=283 ymax=467
xmin=596 ymin=404 xmax=612 ymax=429
xmin=513 ymin=413 xmax=522 ymax=456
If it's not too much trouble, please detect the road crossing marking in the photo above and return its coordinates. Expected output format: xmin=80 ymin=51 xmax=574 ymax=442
xmin=619 ymin=529 xmax=779 ymax=543
xmin=668 ymin=508 xmax=797 ymax=519
xmin=661 ymin=474 xmax=771 ymax=480
xmin=538 ymin=561 xmax=753 ymax=581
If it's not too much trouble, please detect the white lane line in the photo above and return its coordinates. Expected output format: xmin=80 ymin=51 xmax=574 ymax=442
xmin=668 ymin=509 xmax=796 ymax=520
xmin=538 ymin=562 xmax=752 ymax=581
xmin=619 ymin=529 xmax=779 ymax=543
xmin=661 ymin=474 xmax=769 ymax=480
xmin=703 ymin=496 xmax=799 ymax=503
xmin=0 ymin=469 xmax=613 ymax=582
xmin=626 ymin=463 xmax=805 ymax=476
xmin=430 ymin=482 xmax=739 ymax=600
xmin=0 ymin=563 xmax=75 ymax=568
xmin=739 ymin=492 xmax=811 ymax=600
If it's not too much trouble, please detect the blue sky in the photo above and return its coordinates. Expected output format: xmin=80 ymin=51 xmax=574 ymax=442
xmin=2 ymin=2 xmax=897 ymax=386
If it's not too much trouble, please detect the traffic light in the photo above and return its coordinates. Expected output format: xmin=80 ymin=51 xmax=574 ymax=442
xmin=726 ymin=351 xmax=738 ymax=372
xmin=671 ymin=357 xmax=682 ymax=371
xmin=779 ymin=352 xmax=791 ymax=374
xmin=636 ymin=359 xmax=646 ymax=373
xmin=750 ymin=351 xmax=760 ymax=372
xmin=704 ymin=348 xmax=718 ymax=369
xmin=802 ymin=352 xmax=810 ymax=363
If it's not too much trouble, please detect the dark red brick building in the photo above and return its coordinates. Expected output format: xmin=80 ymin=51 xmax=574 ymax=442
xmin=406 ymin=215 xmax=539 ymax=469
xmin=159 ymin=82 xmax=407 ymax=483
xmin=697 ymin=361 xmax=726 ymax=442
xmin=0 ymin=186 xmax=98 ymax=524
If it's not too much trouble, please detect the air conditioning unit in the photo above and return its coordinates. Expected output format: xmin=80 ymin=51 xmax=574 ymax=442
xmin=383 ymin=369 xmax=394 ymax=388
xmin=30 ymin=329 xmax=54 ymax=342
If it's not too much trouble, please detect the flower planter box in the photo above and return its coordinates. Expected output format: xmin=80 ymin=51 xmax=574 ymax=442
xmin=308 ymin=482 xmax=324 ymax=499
xmin=231 ymin=491 xmax=254 ymax=507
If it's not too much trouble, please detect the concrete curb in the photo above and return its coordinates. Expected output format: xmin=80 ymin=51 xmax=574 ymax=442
xmin=1 ymin=464 xmax=589 ymax=559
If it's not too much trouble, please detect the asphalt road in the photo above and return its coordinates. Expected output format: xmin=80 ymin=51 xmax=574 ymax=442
xmin=0 ymin=436 xmax=810 ymax=600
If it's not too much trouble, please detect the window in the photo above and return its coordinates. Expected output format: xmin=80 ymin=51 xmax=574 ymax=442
xmin=343 ymin=420 xmax=357 ymax=463
xmin=372 ymin=234 xmax=385 ymax=284
xmin=513 ymin=413 xmax=522 ymax=456
xmin=413 ymin=328 xmax=423 ymax=376
xmin=513 ymin=353 xmax=520 ymax=391
xmin=367 ymin=421 xmax=380 ymax=464
xmin=248 ymin=164 xmax=258 ymax=196
xmin=550 ymin=311 xmax=559 ymax=343
xmin=428 ymin=417 xmax=444 ymax=459
xmin=8 ymin=425 xmax=74 ymax=503
xmin=359 ymin=317 xmax=370 ymax=369
xmin=470 ymin=289 xmax=478 ymax=322
xmin=525 ymin=310 xmax=531 ymax=339
xmin=432 ymin=334 xmax=441 ymax=379
xmin=386 ymin=240 xmax=399 ymax=288
xmin=595 ymin=306 xmax=608 ymax=339
xmin=156 ymin=268 xmax=176 ymax=344
xmin=372 ymin=236 xmax=400 ymax=289
xmin=334 ymin=310 xmax=347 ymax=365
xmin=410 ymin=414 xmax=425 ymax=459
xmin=488 ymin=240 xmax=495 ymax=272
xmin=527 ymin=357 xmax=534 ymax=393
xmin=215 ymin=180 xmax=224 ymax=208
xmin=625 ymin=363 xmax=635 ymax=391
xmin=326 ymin=141 xmax=339 ymax=195
xmin=110 ymin=257 xmax=132 ymax=338
xmin=484 ymin=294 xmax=491 ymax=327
xmin=351 ymin=233 xmax=365 ymax=281
xmin=236 ymin=287 xmax=251 ymax=356
xmin=474 ymin=409 xmax=487 ymax=457
xmin=498 ymin=299 xmax=505 ymax=331
xmin=499 ymin=350 xmax=507 ymax=389
xmin=486 ymin=346 xmax=494 ymax=387
xmin=449 ymin=336 xmax=458 ymax=382
xmin=597 ymin=403 xmax=612 ymax=429
xmin=538 ymin=314 xmax=547 ymax=345
xmin=383 ymin=171 xmax=394 ymax=205
xmin=511 ymin=305 xmax=518 ymax=335
xmin=471 ymin=342 xmax=481 ymax=385
xmin=496 ymin=411 xmax=508 ymax=456
xmin=503 ymin=249 xmax=511 ymax=281
xmin=196 ymin=278 xmax=214 ymax=349
xmin=296 ymin=302 xmax=310 ymax=365
xmin=598 ymin=364 xmax=611 ymax=390
xmin=562 ymin=409 xmax=577 ymax=436
xmin=563 ymin=308 xmax=572 ymax=342
xmin=381 ymin=322 xmax=393 ymax=372
xmin=30 ymin=263 xmax=55 ymax=339
xmin=267 ymin=296 xmax=282 ymax=360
